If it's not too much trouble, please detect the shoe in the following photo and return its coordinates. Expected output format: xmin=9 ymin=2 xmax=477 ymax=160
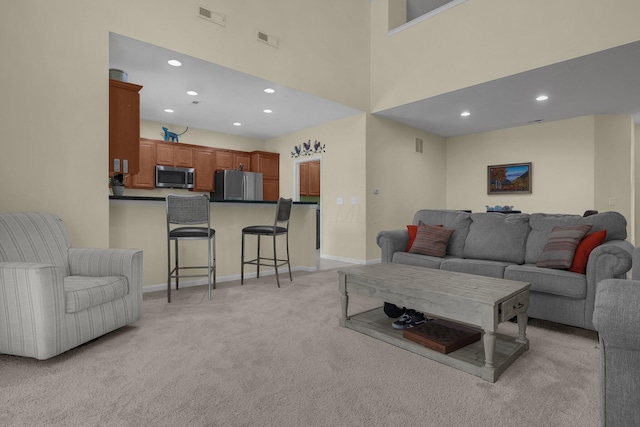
xmin=392 ymin=309 xmax=426 ymax=330
xmin=383 ymin=302 xmax=406 ymax=318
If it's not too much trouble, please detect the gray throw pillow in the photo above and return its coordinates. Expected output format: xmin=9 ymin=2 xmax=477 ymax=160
xmin=537 ymin=224 xmax=593 ymax=269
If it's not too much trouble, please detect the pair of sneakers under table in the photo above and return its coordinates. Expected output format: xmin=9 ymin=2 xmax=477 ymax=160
xmin=392 ymin=309 xmax=427 ymax=330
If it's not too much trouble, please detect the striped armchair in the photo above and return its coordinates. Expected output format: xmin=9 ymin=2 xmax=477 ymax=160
xmin=0 ymin=212 xmax=143 ymax=360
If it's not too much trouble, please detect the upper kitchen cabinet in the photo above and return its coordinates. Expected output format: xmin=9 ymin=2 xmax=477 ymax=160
xmin=250 ymin=151 xmax=280 ymax=201
xmin=125 ymin=138 xmax=156 ymax=189
xmin=156 ymin=141 xmax=194 ymax=167
xmin=215 ymin=150 xmax=250 ymax=171
xmin=109 ymin=79 xmax=142 ymax=174
xmin=193 ymin=147 xmax=216 ymax=192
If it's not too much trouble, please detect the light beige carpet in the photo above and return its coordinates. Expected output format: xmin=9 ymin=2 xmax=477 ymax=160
xmin=0 ymin=269 xmax=600 ymax=427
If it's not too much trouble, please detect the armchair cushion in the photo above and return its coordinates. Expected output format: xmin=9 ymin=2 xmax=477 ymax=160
xmin=64 ymin=276 xmax=129 ymax=313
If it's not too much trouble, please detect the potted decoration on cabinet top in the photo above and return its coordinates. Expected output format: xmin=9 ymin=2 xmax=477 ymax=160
xmin=109 ymin=174 xmax=125 ymax=196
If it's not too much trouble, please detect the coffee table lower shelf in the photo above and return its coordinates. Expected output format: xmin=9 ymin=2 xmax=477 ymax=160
xmin=343 ymin=307 xmax=528 ymax=382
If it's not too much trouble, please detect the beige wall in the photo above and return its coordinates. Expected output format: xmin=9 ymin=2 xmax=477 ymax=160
xmin=3 ymin=0 xmax=640 ymax=267
xmin=366 ymin=115 xmax=446 ymax=260
xmin=446 ymin=116 xmax=596 ymax=214
xmin=267 ymin=114 xmax=368 ymax=263
xmin=370 ymin=0 xmax=640 ymax=111
xmin=141 ymin=120 xmax=265 ymax=152
xmin=110 ymin=200 xmax=317 ymax=287
xmin=1 ymin=0 xmax=369 ymax=249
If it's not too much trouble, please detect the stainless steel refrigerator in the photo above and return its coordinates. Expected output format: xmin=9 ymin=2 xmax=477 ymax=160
xmin=211 ymin=170 xmax=263 ymax=201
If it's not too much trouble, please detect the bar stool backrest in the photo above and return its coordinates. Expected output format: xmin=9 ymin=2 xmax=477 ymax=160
xmin=167 ymin=194 xmax=210 ymax=225
xmin=275 ymin=198 xmax=293 ymax=228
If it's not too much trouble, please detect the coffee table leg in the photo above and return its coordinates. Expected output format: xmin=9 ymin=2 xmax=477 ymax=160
xmin=516 ymin=312 xmax=528 ymax=344
xmin=339 ymin=274 xmax=349 ymax=327
xmin=483 ymin=331 xmax=496 ymax=368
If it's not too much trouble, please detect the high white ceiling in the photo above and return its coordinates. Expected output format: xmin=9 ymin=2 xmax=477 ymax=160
xmin=110 ymin=33 xmax=640 ymax=140
xmin=375 ymin=40 xmax=640 ymax=137
xmin=109 ymin=33 xmax=361 ymax=140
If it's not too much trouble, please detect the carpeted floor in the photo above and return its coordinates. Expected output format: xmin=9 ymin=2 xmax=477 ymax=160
xmin=0 ymin=269 xmax=600 ymax=426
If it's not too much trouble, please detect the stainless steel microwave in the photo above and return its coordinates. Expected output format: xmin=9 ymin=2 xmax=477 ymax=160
xmin=155 ymin=165 xmax=195 ymax=189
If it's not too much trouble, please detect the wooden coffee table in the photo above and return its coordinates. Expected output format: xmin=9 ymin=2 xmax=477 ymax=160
xmin=338 ymin=263 xmax=530 ymax=382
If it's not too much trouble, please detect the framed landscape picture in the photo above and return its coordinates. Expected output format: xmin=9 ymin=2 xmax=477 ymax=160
xmin=487 ymin=162 xmax=532 ymax=194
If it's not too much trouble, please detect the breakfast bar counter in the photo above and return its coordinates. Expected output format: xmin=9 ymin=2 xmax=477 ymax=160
xmin=109 ymin=195 xmax=318 ymax=290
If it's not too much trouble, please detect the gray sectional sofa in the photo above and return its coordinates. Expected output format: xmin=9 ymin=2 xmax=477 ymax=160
xmin=377 ymin=209 xmax=633 ymax=330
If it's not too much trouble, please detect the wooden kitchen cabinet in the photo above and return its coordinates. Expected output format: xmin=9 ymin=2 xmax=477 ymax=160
xmin=194 ymin=148 xmax=216 ymax=192
xmin=156 ymin=142 xmax=193 ymax=167
xmin=109 ymin=79 xmax=142 ymax=174
xmin=250 ymin=151 xmax=280 ymax=201
xmin=214 ymin=150 xmax=250 ymax=171
xmin=126 ymin=139 xmax=156 ymax=189
xmin=308 ymin=160 xmax=320 ymax=196
xmin=298 ymin=160 xmax=320 ymax=197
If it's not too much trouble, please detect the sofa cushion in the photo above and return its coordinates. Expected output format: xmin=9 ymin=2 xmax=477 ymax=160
xmin=440 ymin=258 xmax=513 ymax=279
xmin=64 ymin=275 xmax=129 ymax=313
xmin=462 ymin=213 xmax=530 ymax=264
xmin=505 ymin=265 xmax=587 ymax=298
xmin=537 ymin=224 xmax=592 ymax=269
xmin=569 ymin=230 xmax=607 ymax=274
xmin=392 ymin=251 xmax=447 ymax=269
xmin=412 ymin=210 xmax=472 ymax=257
xmin=409 ymin=222 xmax=454 ymax=257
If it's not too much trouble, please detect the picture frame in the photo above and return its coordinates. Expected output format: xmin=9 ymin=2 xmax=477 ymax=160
xmin=487 ymin=162 xmax=531 ymax=194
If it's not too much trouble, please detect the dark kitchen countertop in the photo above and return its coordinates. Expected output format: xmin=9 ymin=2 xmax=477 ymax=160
xmin=108 ymin=195 xmax=317 ymax=205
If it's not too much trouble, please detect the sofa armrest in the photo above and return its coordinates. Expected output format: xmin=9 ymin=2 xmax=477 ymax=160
xmin=582 ymin=240 xmax=633 ymax=330
xmin=593 ymin=279 xmax=640 ymax=350
xmin=0 ymin=262 xmax=67 ymax=360
xmin=376 ymin=229 xmax=409 ymax=263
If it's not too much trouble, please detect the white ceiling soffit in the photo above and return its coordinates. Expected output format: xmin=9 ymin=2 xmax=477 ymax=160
xmin=109 ymin=33 xmax=361 ymax=140
xmin=374 ymin=40 xmax=640 ymax=138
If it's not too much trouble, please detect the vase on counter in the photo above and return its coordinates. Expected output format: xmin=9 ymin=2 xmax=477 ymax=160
xmin=112 ymin=185 xmax=124 ymax=196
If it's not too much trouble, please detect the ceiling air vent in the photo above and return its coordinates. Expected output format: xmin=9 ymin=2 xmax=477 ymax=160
xmin=258 ymin=31 xmax=279 ymax=48
xmin=198 ymin=6 xmax=226 ymax=26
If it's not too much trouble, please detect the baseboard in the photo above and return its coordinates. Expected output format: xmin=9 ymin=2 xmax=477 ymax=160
xmin=142 ymin=265 xmax=318 ymax=293
xmin=319 ymin=254 xmax=380 ymax=266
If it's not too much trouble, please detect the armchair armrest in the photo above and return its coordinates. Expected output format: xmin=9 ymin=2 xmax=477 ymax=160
xmin=376 ymin=229 xmax=409 ymax=263
xmin=0 ymin=262 xmax=67 ymax=360
xmin=593 ymin=279 xmax=640 ymax=350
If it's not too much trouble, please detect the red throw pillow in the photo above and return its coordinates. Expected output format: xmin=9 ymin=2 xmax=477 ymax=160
xmin=409 ymin=222 xmax=453 ymax=257
xmin=569 ymin=230 xmax=607 ymax=274
xmin=406 ymin=225 xmax=418 ymax=252
xmin=406 ymin=223 xmax=444 ymax=252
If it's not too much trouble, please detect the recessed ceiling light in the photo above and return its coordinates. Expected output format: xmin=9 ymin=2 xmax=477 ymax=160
xmin=233 ymin=122 xmax=242 ymax=126
xmin=460 ymin=111 xmax=470 ymax=117
xmin=264 ymin=88 xmax=275 ymax=94
xmin=168 ymin=60 xmax=182 ymax=67
xmin=536 ymin=94 xmax=549 ymax=101
xmin=263 ymin=109 xmax=273 ymax=114
xmin=187 ymin=90 xmax=198 ymax=96
xmin=164 ymin=108 xmax=174 ymax=113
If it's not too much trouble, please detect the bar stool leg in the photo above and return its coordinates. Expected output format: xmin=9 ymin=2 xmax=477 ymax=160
xmin=241 ymin=232 xmax=245 ymax=285
xmin=167 ymin=238 xmax=172 ymax=303
xmin=273 ymin=233 xmax=280 ymax=288
xmin=256 ymin=235 xmax=261 ymax=279
xmin=175 ymin=240 xmax=180 ymax=290
xmin=286 ymin=231 xmax=292 ymax=281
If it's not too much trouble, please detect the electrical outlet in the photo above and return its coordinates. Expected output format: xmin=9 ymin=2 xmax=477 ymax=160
xmin=337 ymin=197 xmax=344 ymax=205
